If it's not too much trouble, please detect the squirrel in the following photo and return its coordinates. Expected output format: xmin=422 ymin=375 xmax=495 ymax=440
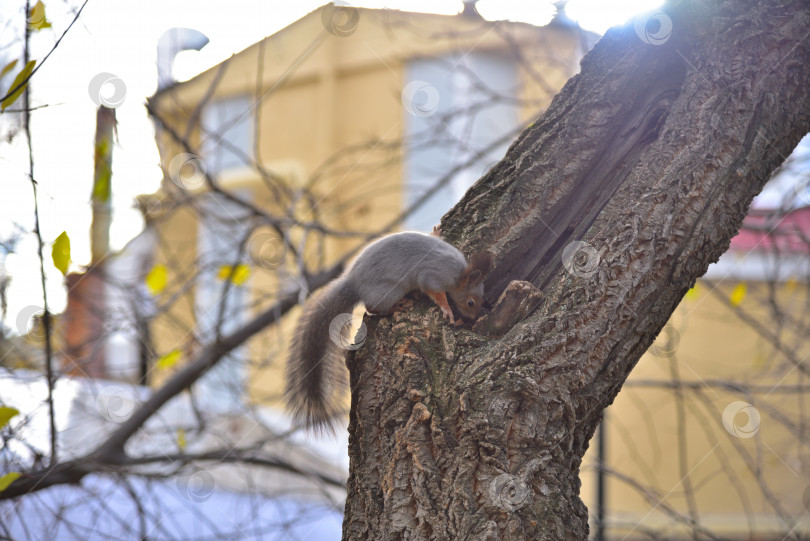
xmin=284 ymin=230 xmax=492 ymax=432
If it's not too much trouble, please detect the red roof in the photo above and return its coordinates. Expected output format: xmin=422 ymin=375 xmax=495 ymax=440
xmin=729 ymin=206 xmax=810 ymax=254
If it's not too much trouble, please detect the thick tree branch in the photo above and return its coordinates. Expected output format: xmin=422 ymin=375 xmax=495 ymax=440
xmin=94 ymin=289 xmax=305 ymax=461
xmin=1 ymin=276 xmax=328 ymax=499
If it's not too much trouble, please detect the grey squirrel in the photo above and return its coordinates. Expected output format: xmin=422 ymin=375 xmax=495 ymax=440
xmin=285 ymin=231 xmax=492 ymax=431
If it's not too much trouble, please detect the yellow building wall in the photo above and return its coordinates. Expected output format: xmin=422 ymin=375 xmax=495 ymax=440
xmin=580 ymin=280 xmax=810 ymax=538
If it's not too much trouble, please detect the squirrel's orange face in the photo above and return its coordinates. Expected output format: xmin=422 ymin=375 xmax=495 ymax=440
xmin=451 ymin=250 xmax=492 ymax=320
xmin=454 ymin=289 xmax=484 ymax=320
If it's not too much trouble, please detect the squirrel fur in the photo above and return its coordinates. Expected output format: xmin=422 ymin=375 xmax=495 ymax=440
xmin=284 ymin=231 xmax=492 ymax=432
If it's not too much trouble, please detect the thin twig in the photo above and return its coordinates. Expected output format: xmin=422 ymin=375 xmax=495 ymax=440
xmin=22 ymin=0 xmax=57 ymax=466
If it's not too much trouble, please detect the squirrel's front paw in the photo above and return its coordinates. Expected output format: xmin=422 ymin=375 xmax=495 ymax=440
xmin=424 ymin=289 xmax=460 ymax=325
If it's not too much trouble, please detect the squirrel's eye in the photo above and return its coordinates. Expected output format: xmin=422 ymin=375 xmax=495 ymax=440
xmin=467 ymin=299 xmax=475 ymax=307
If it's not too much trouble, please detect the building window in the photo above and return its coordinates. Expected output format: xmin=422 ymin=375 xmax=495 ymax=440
xmin=403 ymin=52 xmax=520 ymax=231
xmin=195 ymin=192 xmax=251 ymax=412
xmin=201 ymin=95 xmax=254 ymax=174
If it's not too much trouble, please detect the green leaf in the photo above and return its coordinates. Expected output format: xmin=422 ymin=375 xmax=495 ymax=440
xmin=0 ymin=406 xmax=19 ymax=429
xmin=1 ymin=60 xmax=36 ymax=111
xmin=51 ymin=231 xmax=71 ymax=275
xmin=145 ymin=264 xmax=167 ymax=295
xmin=0 ymin=472 xmax=20 ymax=493
xmin=0 ymin=59 xmax=18 ymax=80
xmin=28 ymin=1 xmax=52 ymax=31
xmin=157 ymin=350 xmax=181 ymax=370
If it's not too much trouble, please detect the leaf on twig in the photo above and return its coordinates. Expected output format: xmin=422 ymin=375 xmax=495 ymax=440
xmin=176 ymin=428 xmax=186 ymax=450
xmin=157 ymin=349 xmax=181 ymax=370
xmin=0 ymin=406 xmax=20 ymax=429
xmin=0 ymin=472 xmax=21 ymax=493
xmin=145 ymin=264 xmax=167 ymax=295
xmin=28 ymin=1 xmax=52 ymax=31
xmin=729 ymin=282 xmax=747 ymax=307
xmin=51 ymin=231 xmax=71 ymax=275
xmin=217 ymin=264 xmax=250 ymax=286
xmin=1 ymin=60 xmax=36 ymax=111
xmin=0 ymin=59 xmax=18 ymax=80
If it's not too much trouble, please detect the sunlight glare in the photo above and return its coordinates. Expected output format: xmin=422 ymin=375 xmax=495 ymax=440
xmin=565 ymin=0 xmax=665 ymax=34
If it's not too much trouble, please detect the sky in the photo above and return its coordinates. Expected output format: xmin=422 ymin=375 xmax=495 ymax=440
xmin=0 ymin=0 xmax=666 ymax=328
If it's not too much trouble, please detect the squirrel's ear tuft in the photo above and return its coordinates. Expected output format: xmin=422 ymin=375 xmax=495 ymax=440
xmin=469 ymin=251 xmax=493 ymax=277
xmin=467 ymin=269 xmax=483 ymax=287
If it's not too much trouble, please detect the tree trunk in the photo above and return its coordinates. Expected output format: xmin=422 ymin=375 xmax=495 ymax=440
xmin=342 ymin=1 xmax=810 ymax=539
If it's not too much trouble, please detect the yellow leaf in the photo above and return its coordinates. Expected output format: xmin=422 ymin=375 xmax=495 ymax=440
xmin=145 ymin=264 xmax=167 ymax=295
xmin=157 ymin=349 xmax=181 ymax=370
xmin=232 ymin=264 xmax=250 ymax=285
xmin=729 ymin=282 xmax=747 ymax=307
xmin=0 ymin=472 xmax=20 ymax=493
xmin=28 ymin=1 xmax=52 ymax=30
xmin=785 ymin=276 xmax=798 ymax=291
xmin=176 ymin=428 xmax=186 ymax=450
xmin=217 ymin=264 xmax=250 ymax=286
xmin=0 ymin=406 xmax=19 ymax=429
xmin=684 ymin=284 xmax=699 ymax=300
xmin=0 ymin=59 xmax=18 ymax=80
xmin=1 ymin=60 xmax=36 ymax=111
xmin=51 ymin=231 xmax=71 ymax=275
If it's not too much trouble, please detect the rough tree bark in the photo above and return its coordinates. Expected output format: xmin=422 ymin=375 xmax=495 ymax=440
xmin=342 ymin=1 xmax=810 ymax=539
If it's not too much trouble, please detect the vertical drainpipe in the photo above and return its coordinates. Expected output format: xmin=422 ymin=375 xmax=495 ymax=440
xmin=91 ymin=106 xmax=115 ymax=265
xmin=62 ymin=106 xmax=115 ymax=379
xmin=157 ymin=28 xmax=210 ymax=91
xmin=596 ymin=416 xmax=606 ymax=541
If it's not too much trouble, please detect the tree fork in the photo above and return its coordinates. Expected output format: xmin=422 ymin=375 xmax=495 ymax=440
xmin=343 ymin=1 xmax=810 ymax=539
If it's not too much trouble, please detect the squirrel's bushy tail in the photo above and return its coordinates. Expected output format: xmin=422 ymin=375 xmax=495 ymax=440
xmin=285 ymin=277 xmax=360 ymax=432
